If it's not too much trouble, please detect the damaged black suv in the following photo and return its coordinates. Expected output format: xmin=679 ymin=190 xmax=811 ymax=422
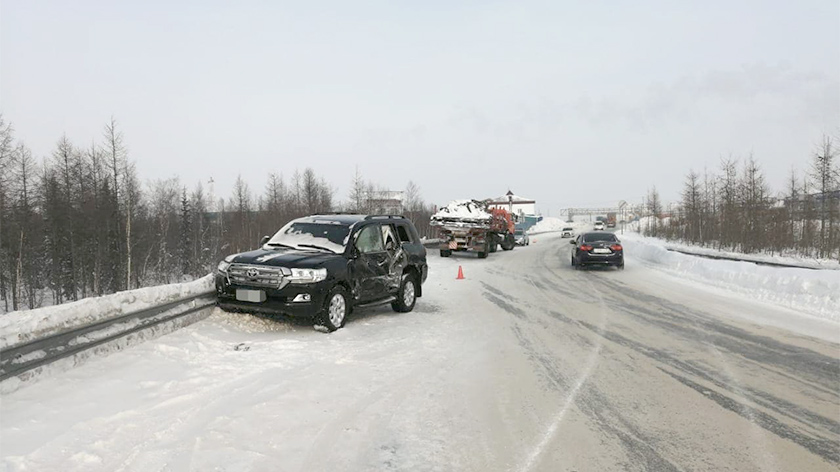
xmin=215 ymin=214 xmax=428 ymax=331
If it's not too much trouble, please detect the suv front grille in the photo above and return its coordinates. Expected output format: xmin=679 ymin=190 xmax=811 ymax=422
xmin=227 ymin=264 xmax=288 ymax=289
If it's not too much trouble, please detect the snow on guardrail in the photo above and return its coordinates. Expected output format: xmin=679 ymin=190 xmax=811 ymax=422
xmin=621 ymin=233 xmax=840 ymax=322
xmin=0 ymin=275 xmax=215 ymax=350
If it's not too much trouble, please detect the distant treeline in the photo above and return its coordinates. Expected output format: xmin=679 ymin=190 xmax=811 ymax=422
xmin=641 ymin=135 xmax=839 ymax=261
xmin=0 ymin=115 xmax=436 ymax=312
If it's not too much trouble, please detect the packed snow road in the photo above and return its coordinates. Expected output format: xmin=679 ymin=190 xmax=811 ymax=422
xmin=2 ymin=233 xmax=838 ymax=471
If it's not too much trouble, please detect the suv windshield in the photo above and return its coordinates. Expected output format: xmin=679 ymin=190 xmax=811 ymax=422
xmin=562 ymin=227 xmax=573 ymax=231
xmin=583 ymin=233 xmax=618 ymax=243
xmin=267 ymin=221 xmax=351 ymax=254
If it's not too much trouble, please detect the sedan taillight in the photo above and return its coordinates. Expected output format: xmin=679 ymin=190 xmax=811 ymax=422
xmin=610 ymin=244 xmax=623 ymax=251
xmin=580 ymin=244 xmax=593 ymax=251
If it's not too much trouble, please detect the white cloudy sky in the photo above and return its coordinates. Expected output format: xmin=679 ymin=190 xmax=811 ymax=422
xmin=2 ymin=0 xmax=838 ymax=212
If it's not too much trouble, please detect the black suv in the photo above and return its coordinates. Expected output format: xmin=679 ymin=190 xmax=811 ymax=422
xmin=215 ymin=214 xmax=428 ymax=331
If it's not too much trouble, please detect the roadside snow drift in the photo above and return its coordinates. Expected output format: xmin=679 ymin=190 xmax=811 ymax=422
xmin=621 ymin=233 xmax=840 ymax=322
xmin=528 ymin=217 xmax=587 ymax=234
xmin=0 ymin=275 xmax=214 ymax=349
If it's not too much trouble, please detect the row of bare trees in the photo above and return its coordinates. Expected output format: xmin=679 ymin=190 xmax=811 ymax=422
xmin=641 ymin=136 xmax=839 ymax=261
xmin=0 ymin=115 xmax=436 ymax=313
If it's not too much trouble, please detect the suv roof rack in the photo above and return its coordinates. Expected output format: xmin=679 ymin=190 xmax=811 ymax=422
xmin=314 ymin=212 xmax=362 ymax=215
xmin=364 ymin=214 xmax=406 ymax=220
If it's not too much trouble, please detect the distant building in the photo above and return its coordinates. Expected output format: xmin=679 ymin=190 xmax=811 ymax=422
xmin=368 ymin=190 xmax=404 ymax=214
xmin=487 ymin=190 xmax=536 ymax=217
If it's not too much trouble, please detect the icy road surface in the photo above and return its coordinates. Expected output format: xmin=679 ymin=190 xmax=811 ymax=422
xmin=2 ymin=233 xmax=839 ymax=472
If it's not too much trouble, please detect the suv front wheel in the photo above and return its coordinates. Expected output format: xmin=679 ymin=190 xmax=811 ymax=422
xmin=392 ymin=273 xmax=418 ymax=313
xmin=321 ymin=286 xmax=350 ymax=331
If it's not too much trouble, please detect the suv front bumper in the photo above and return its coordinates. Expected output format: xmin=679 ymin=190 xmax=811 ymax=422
xmin=214 ymin=272 xmax=330 ymax=318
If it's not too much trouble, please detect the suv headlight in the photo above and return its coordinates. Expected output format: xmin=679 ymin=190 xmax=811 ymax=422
xmin=217 ymin=260 xmax=231 ymax=273
xmin=288 ymin=268 xmax=327 ymax=284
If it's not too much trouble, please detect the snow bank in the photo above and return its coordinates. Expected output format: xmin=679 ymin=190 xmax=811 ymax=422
xmin=432 ymin=200 xmax=491 ymax=220
xmin=0 ymin=275 xmax=214 ymax=349
xmin=528 ymin=217 xmax=586 ymax=234
xmin=621 ymin=233 xmax=840 ymax=322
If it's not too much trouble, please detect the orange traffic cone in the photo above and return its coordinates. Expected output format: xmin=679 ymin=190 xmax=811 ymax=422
xmin=456 ymin=266 xmax=465 ymax=280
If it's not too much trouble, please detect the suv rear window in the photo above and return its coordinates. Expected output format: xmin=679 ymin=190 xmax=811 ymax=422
xmin=583 ymin=233 xmax=617 ymax=243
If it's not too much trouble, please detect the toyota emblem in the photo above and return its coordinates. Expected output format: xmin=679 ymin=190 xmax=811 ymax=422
xmin=246 ymin=268 xmax=259 ymax=278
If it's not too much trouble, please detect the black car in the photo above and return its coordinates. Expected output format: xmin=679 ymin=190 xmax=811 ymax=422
xmin=215 ymin=214 xmax=428 ymax=331
xmin=570 ymin=232 xmax=624 ymax=269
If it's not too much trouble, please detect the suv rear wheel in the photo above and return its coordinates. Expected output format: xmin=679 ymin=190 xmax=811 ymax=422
xmin=392 ymin=273 xmax=418 ymax=312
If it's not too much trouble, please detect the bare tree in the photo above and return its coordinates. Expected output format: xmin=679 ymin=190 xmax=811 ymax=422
xmin=349 ymin=166 xmax=367 ymax=213
xmin=810 ymin=135 xmax=838 ymax=258
xmin=0 ymin=116 xmax=14 ymax=310
xmin=681 ymin=171 xmax=702 ymax=243
xmin=645 ymin=186 xmax=662 ymax=237
xmin=102 ymin=117 xmax=127 ymax=289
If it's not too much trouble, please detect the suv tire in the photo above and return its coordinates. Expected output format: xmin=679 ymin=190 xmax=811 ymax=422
xmin=391 ymin=273 xmax=418 ymax=313
xmin=320 ymin=286 xmax=350 ymax=332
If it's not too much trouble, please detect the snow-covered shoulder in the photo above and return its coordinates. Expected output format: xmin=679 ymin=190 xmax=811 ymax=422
xmin=0 ymin=275 xmax=214 ymax=350
xmin=620 ymin=232 xmax=840 ymax=322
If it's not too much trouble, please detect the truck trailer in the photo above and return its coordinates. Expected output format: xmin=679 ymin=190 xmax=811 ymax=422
xmin=431 ymin=200 xmax=517 ymax=258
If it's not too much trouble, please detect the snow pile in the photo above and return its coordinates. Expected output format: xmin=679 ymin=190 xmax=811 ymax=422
xmin=431 ymin=200 xmax=491 ymax=221
xmin=528 ymin=217 xmax=586 ymax=234
xmin=0 ymin=275 xmax=215 ymax=349
xmin=621 ymin=233 xmax=840 ymax=321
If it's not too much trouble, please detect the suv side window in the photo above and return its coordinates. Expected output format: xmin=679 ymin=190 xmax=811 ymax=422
xmin=396 ymin=224 xmax=413 ymax=244
xmin=381 ymin=224 xmax=398 ymax=251
xmin=356 ymin=224 xmax=384 ymax=254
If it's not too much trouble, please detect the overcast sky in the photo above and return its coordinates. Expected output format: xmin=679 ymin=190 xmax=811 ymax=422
xmin=2 ymin=0 xmax=838 ymax=213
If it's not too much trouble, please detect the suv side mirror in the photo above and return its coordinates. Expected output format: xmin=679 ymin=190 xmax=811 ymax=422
xmin=569 ymin=239 xmax=576 ymax=245
xmin=259 ymin=235 xmax=270 ymax=246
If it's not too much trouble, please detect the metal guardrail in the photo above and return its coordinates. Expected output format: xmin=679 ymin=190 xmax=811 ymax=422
xmin=664 ymin=248 xmax=836 ymax=270
xmin=421 ymin=239 xmax=441 ymax=248
xmin=0 ymin=291 xmax=216 ymax=382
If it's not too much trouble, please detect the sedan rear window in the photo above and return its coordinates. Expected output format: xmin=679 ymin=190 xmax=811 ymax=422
xmin=583 ymin=233 xmax=618 ymax=243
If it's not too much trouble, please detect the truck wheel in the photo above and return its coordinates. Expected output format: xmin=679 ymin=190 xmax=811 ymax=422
xmin=478 ymin=250 xmax=488 ymax=259
xmin=501 ymin=234 xmax=515 ymax=251
xmin=440 ymin=249 xmax=451 ymax=258
xmin=319 ymin=286 xmax=349 ymax=332
xmin=488 ymin=235 xmax=498 ymax=253
xmin=391 ymin=273 xmax=418 ymax=313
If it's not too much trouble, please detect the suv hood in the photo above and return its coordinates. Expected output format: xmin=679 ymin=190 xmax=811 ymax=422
xmin=230 ymin=248 xmax=342 ymax=268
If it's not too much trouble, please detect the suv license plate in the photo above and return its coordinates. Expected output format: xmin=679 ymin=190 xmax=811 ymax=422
xmin=592 ymin=248 xmax=611 ymax=254
xmin=236 ymin=289 xmax=266 ymax=303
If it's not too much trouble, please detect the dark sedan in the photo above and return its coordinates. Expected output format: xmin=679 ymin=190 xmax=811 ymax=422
xmin=570 ymin=232 xmax=624 ymax=269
